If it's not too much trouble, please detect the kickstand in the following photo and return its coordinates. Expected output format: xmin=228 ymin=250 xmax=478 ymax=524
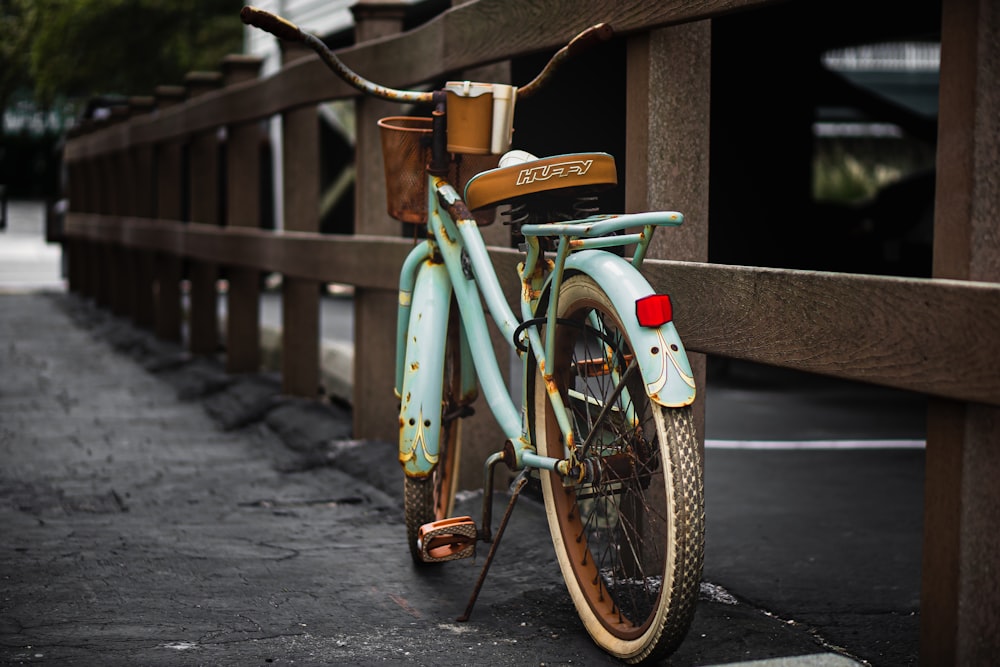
xmin=456 ymin=472 xmax=529 ymax=622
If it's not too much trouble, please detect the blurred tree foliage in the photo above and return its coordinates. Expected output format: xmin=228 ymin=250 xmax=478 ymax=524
xmin=26 ymin=0 xmax=244 ymax=106
xmin=0 ymin=0 xmax=41 ymax=111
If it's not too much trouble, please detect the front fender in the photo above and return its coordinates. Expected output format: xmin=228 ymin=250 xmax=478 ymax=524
xmin=398 ymin=261 xmax=453 ymax=477
xmin=561 ymin=250 xmax=696 ymax=408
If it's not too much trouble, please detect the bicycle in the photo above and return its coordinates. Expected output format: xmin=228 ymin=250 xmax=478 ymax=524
xmin=242 ymin=7 xmax=705 ymax=663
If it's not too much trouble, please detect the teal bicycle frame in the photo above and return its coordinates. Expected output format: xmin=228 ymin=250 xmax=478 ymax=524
xmin=395 ymin=173 xmax=696 ymax=487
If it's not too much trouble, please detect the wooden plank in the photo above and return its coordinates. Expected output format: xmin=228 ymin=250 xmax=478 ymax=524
xmin=351 ymin=4 xmax=410 ymax=442
xmin=153 ymin=134 xmax=184 ymax=343
xmin=113 ymin=146 xmax=138 ymax=320
xmin=921 ymin=0 xmax=1000 ymax=662
xmin=280 ymin=42 xmax=322 ymax=399
xmin=92 ymin=156 xmax=113 ymax=309
xmin=626 ymin=22 xmax=712 ymax=441
xmin=187 ymin=127 xmax=221 ymax=356
xmin=222 ymin=56 xmax=265 ymax=375
xmin=63 ymin=214 xmax=1000 ymax=407
xmin=77 ymin=161 xmax=99 ymax=299
xmin=131 ymin=144 xmax=156 ymax=329
xmin=64 ymin=163 xmax=84 ymax=293
xmin=63 ymin=0 xmax=785 ymax=162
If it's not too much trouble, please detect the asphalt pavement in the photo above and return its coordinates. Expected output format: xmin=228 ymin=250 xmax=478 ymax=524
xmin=1 ymin=202 xmax=925 ymax=665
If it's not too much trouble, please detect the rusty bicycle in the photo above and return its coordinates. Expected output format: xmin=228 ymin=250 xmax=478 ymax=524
xmin=242 ymin=7 xmax=704 ymax=662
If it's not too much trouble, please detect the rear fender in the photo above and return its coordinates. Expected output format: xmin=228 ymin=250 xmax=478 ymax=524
xmin=558 ymin=250 xmax=696 ymax=408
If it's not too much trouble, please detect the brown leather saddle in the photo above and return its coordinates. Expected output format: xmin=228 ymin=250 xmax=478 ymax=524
xmin=464 ymin=152 xmax=617 ymax=211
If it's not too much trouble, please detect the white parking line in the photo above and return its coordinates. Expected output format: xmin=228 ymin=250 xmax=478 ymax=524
xmin=706 ymin=653 xmax=863 ymax=667
xmin=706 ymin=439 xmax=925 ymax=450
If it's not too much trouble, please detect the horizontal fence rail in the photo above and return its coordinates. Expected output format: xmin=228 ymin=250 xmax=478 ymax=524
xmin=64 ymin=211 xmax=1000 ymax=406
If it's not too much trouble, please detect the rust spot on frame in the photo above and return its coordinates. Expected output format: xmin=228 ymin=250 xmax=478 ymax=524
xmin=543 ymin=373 xmax=559 ymax=396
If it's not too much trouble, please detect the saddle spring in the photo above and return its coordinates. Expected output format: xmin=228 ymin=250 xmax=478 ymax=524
xmin=572 ymin=195 xmax=600 ymax=218
xmin=501 ymin=195 xmax=602 ymax=235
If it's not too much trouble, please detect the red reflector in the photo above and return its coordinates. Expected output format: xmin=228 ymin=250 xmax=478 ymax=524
xmin=636 ymin=294 xmax=673 ymax=327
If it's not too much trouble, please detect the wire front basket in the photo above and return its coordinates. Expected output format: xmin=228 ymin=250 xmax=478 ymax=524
xmin=378 ymin=116 xmax=499 ymax=225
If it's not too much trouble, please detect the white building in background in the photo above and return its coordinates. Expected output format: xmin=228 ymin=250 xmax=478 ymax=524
xmin=243 ymin=0 xmax=355 ymax=77
xmin=243 ymin=1 xmax=356 ymax=230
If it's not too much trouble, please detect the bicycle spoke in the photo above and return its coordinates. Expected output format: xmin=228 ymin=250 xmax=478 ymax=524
xmin=578 ymin=360 xmax=639 ymax=459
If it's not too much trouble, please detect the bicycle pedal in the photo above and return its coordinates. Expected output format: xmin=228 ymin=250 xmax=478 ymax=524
xmin=417 ymin=516 xmax=478 ymax=563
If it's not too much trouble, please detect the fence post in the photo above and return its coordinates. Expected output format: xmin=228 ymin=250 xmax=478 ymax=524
xmin=222 ymin=55 xmax=265 ymax=374
xmin=625 ymin=23 xmax=712 ymax=442
xmin=64 ymin=157 xmax=84 ymax=294
xmin=350 ymin=1 xmax=408 ymax=441
xmin=444 ymin=0 xmax=518 ymax=488
xmin=94 ymin=118 xmax=117 ymax=310
xmin=185 ymin=71 xmax=224 ymax=355
xmin=152 ymin=85 xmax=186 ymax=343
xmin=66 ymin=121 xmax=100 ymax=299
xmin=80 ymin=126 xmax=100 ymax=299
xmin=279 ymin=42 xmax=321 ymax=397
xmin=922 ymin=0 xmax=1000 ymax=661
xmin=127 ymin=97 xmax=157 ymax=329
xmin=108 ymin=105 xmax=132 ymax=317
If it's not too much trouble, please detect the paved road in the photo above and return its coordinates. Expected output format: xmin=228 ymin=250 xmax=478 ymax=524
xmin=1 ymin=201 xmax=924 ymax=665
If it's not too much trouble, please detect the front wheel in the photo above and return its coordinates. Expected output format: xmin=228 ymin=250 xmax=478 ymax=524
xmin=534 ymin=275 xmax=704 ymax=663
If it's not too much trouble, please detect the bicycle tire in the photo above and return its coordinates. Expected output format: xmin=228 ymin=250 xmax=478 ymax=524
xmin=403 ymin=306 xmax=463 ymax=563
xmin=534 ymin=274 xmax=704 ymax=663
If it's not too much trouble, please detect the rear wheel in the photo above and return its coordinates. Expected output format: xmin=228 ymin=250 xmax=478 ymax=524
xmin=534 ymin=275 xmax=704 ymax=663
xmin=403 ymin=307 xmax=464 ymax=563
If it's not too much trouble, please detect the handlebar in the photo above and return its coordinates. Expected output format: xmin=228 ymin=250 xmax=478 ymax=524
xmin=241 ymin=5 xmax=435 ymax=104
xmin=240 ymin=5 xmax=613 ymax=104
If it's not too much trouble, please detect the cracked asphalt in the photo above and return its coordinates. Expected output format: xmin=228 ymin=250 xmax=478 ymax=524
xmin=0 ymin=292 xmax=924 ymax=666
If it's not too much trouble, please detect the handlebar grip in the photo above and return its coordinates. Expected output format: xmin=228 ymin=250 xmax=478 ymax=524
xmin=565 ymin=22 xmax=615 ymax=57
xmin=240 ymin=5 xmax=304 ymax=43
xmin=517 ymin=23 xmax=615 ymax=100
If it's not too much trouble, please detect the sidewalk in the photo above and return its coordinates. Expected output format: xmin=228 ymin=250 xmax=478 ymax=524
xmin=0 ymin=291 xmax=923 ymax=665
xmin=0 ymin=200 xmax=64 ymax=292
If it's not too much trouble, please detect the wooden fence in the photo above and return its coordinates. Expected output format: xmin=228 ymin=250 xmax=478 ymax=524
xmin=60 ymin=0 xmax=998 ymax=662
